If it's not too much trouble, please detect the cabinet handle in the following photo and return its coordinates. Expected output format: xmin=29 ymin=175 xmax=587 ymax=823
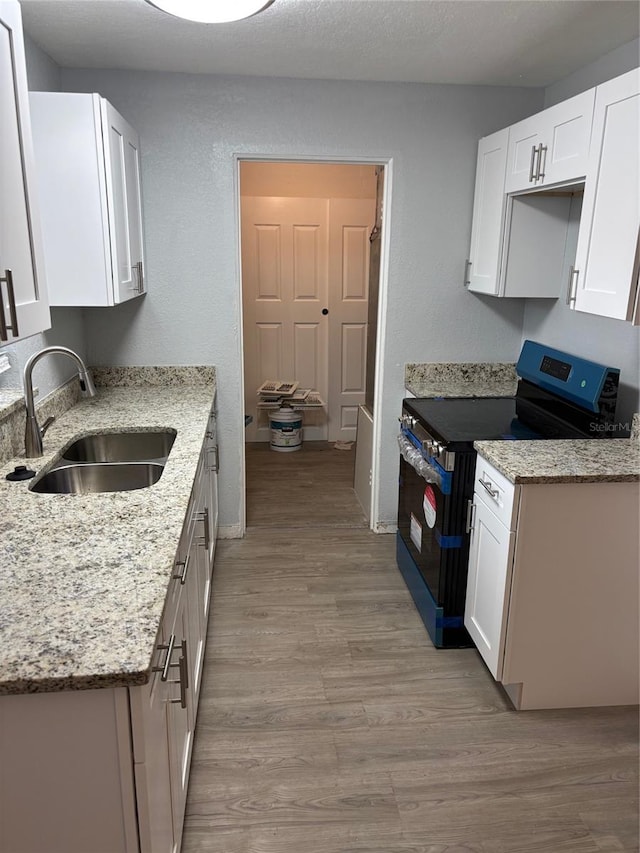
xmin=566 ymin=266 xmax=579 ymax=307
xmin=172 ymin=555 xmax=190 ymax=585
xmin=479 ymin=477 xmax=499 ymax=499
xmin=170 ymin=641 xmax=189 ymax=709
xmin=154 ymin=633 xmax=177 ymax=681
xmin=528 ymin=145 xmax=538 ymax=183
xmin=0 ymin=270 xmax=19 ymax=339
xmin=209 ymin=444 xmax=219 ymax=472
xmin=0 ymin=289 xmax=7 ymax=341
xmin=197 ymin=509 xmax=210 ymax=550
xmin=463 ymin=259 xmax=472 ymax=287
xmin=465 ymin=498 xmax=476 ymax=533
xmin=134 ymin=261 xmax=144 ymax=294
xmin=537 ymin=144 xmax=547 ymax=182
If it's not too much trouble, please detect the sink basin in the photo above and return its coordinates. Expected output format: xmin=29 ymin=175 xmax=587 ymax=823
xmin=61 ymin=430 xmax=176 ymax=463
xmin=29 ymin=462 xmax=165 ymax=494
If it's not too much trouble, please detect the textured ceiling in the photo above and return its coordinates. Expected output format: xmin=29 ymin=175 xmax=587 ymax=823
xmin=18 ymin=0 xmax=640 ymax=87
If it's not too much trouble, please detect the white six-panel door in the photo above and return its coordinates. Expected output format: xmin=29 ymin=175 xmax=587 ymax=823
xmin=242 ymin=196 xmax=375 ymax=443
xmin=242 ymin=197 xmax=330 ymax=441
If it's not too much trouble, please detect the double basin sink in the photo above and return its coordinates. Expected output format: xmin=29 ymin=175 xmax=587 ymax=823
xmin=29 ymin=430 xmax=176 ymax=495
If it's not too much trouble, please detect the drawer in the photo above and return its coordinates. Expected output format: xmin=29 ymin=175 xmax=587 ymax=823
xmin=474 ymin=456 xmax=518 ymax=530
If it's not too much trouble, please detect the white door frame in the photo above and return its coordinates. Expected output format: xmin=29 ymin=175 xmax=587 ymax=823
xmin=233 ymin=153 xmax=394 ymax=535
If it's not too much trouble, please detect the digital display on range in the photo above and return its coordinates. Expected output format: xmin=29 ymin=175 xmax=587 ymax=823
xmin=540 ymin=355 xmax=571 ymax=382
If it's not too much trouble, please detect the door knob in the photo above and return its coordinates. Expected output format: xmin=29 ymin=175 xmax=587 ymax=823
xmin=322 ymin=308 xmax=329 ymax=315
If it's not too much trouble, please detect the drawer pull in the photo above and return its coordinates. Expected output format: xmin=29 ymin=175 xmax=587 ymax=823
xmin=479 ymin=477 xmax=499 ymax=499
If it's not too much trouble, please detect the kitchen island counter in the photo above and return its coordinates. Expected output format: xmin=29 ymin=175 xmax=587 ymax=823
xmin=0 ymin=379 xmax=215 ymax=695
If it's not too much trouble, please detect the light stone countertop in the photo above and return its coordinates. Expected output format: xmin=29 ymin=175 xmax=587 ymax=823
xmin=405 ymin=362 xmax=518 ymax=398
xmin=474 ymin=438 xmax=640 ymax=484
xmin=0 ymin=383 xmax=215 ymax=695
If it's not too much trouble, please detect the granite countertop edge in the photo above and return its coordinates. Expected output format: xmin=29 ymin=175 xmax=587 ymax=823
xmin=475 ymin=439 xmax=640 ymax=485
xmin=0 ymin=381 xmax=216 ymax=696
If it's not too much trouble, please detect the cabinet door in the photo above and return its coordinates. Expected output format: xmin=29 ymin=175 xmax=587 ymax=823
xmin=130 ymin=653 xmax=175 ymax=853
xmin=464 ymin=495 xmax=514 ymax=680
xmin=167 ymin=591 xmax=193 ymax=852
xmin=572 ymin=69 xmax=640 ymax=321
xmin=188 ymin=498 xmax=207 ymax=707
xmin=466 ymin=128 xmax=508 ymax=295
xmin=537 ymin=89 xmax=594 ymax=187
xmin=505 ymin=90 xmax=594 ymax=192
xmin=0 ymin=2 xmax=50 ymax=344
xmin=504 ymin=116 xmax=543 ymax=194
xmin=100 ymin=99 xmax=145 ymax=304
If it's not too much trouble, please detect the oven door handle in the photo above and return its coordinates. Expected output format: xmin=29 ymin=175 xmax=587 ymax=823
xmin=465 ymin=499 xmax=476 ymax=533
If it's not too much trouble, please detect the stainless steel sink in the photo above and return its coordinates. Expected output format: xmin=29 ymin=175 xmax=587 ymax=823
xmin=61 ymin=430 xmax=176 ymax=464
xmin=29 ymin=462 xmax=165 ymax=494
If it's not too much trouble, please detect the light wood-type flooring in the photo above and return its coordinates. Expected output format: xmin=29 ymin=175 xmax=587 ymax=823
xmin=181 ymin=443 xmax=639 ymax=853
xmin=244 ymin=441 xmax=367 ymax=528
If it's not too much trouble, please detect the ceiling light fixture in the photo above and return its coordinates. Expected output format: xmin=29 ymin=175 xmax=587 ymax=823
xmin=145 ymin=0 xmax=275 ymax=24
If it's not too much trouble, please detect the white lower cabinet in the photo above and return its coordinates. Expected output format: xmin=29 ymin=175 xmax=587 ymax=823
xmin=464 ymin=491 xmax=515 ymax=679
xmin=0 ymin=407 xmax=218 ymax=853
xmin=465 ymin=456 xmax=639 ymax=710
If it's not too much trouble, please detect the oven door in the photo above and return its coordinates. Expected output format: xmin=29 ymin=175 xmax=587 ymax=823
xmin=397 ymin=442 xmax=474 ymax=648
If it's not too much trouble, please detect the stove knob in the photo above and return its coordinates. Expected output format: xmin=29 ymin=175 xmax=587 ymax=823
xmin=432 ymin=440 xmax=443 ymax=456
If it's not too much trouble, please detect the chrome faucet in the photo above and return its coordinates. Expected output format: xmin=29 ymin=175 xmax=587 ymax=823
xmin=23 ymin=346 xmax=97 ymax=457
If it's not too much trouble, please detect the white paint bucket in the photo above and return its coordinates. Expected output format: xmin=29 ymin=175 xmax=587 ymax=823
xmin=270 ymin=407 xmax=302 ymax=452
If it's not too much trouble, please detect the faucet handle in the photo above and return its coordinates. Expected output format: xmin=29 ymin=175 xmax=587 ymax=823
xmin=40 ymin=416 xmax=55 ymax=438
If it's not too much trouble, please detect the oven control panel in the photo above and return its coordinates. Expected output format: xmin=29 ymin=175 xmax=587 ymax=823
xmin=400 ymin=409 xmax=455 ymax=471
xmin=517 ymin=340 xmax=620 ymax=416
xmin=540 ymin=355 xmax=571 ymax=382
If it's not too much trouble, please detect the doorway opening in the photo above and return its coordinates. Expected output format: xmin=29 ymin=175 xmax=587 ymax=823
xmin=238 ymin=159 xmax=386 ymax=530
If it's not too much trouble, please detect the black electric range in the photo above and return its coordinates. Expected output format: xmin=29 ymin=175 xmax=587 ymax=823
xmin=396 ymin=340 xmax=626 ymax=648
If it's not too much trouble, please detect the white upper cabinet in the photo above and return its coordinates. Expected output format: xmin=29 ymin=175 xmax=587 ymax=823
xmin=0 ymin=1 xmax=50 ymax=346
xmin=570 ymin=68 xmax=640 ymax=321
xmin=29 ymin=92 xmax=145 ymax=307
xmin=467 ymin=129 xmax=572 ymax=299
xmin=465 ymin=128 xmax=509 ymax=295
xmin=505 ymin=89 xmax=595 ymax=193
xmin=467 ymin=69 xmax=639 ymax=317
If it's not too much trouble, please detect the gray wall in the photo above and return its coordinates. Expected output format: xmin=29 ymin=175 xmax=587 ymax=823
xmin=0 ymin=37 xmax=87 ymax=398
xmin=521 ymin=38 xmax=640 ymax=424
xmin=60 ymin=68 xmax=543 ymax=530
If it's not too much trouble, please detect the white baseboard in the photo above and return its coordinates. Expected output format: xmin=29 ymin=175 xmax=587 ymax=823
xmin=374 ymin=522 xmax=397 ymax=534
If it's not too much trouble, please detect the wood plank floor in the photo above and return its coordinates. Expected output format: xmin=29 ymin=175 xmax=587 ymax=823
xmin=182 ymin=448 xmax=639 ymax=853
xmin=245 ymin=441 xmax=367 ymax=528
